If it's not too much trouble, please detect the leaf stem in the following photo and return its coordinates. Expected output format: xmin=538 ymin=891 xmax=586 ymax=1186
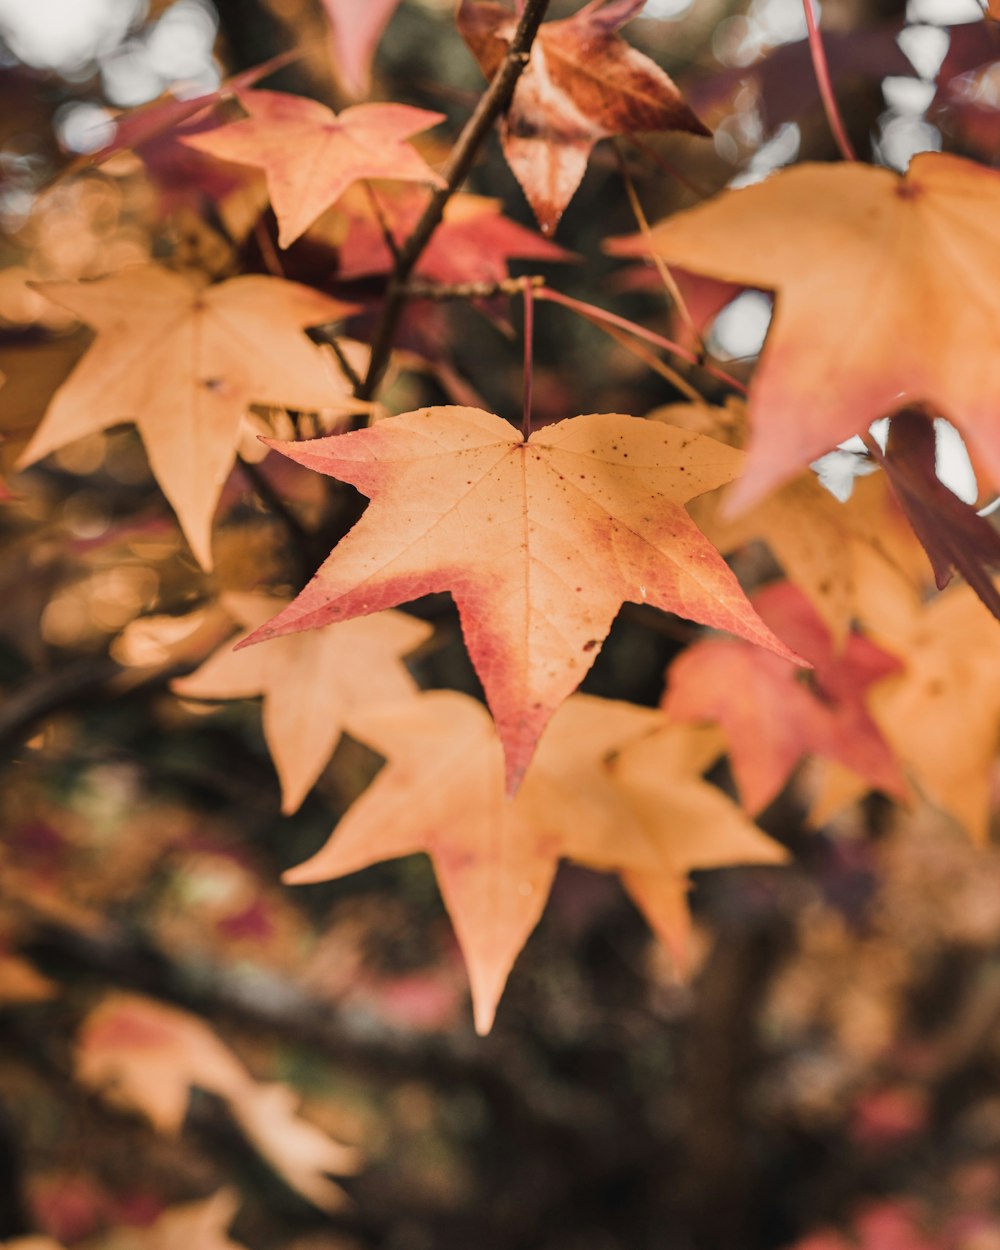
xmin=522 ymin=278 xmax=535 ymax=439
xmin=356 ymin=0 xmax=552 ymax=403
xmin=534 ymin=287 xmax=748 ymax=395
xmin=802 ymin=0 xmax=857 ymax=161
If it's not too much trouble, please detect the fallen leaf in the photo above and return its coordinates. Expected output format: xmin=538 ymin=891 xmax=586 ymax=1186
xmin=17 ymin=264 xmax=361 ymax=568
xmin=321 ymin=0 xmax=404 ymax=96
xmin=609 ymin=153 xmax=1000 ymax=510
xmin=75 ymin=993 xmax=360 ymax=1211
xmin=173 ymin=596 xmax=432 ymax=812
xmin=183 ymin=90 xmax=445 ymax=247
xmin=240 ymin=406 xmax=800 ymax=789
xmin=663 ymin=581 xmax=906 ymax=814
xmin=458 ymin=0 xmax=709 ymax=233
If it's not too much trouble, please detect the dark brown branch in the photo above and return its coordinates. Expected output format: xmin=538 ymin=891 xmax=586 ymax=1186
xmin=356 ymin=0 xmax=552 ymax=402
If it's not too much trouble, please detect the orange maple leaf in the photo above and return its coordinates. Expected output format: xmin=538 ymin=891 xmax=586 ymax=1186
xmin=611 ymin=721 xmax=788 ymax=974
xmin=648 ymin=401 xmax=933 ymax=647
xmin=285 ymin=690 xmax=782 ymax=1031
xmin=240 ymin=406 xmax=800 ymax=789
xmin=610 ymin=153 xmax=1000 ymax=510
xmin=663 ymin=581 xmax=907 ymax=815
xmin=458 ymin=0 xmax=709 ymax=234
xmin=811 ymin=582 xmax=1000 ymax=842
xmin=17 ymin=264 xmax=361 ymax=568
xmin=173 ymin=596 xmax=432 ymax=813
xmin=183 ymin=89 xmax=445 ymax=247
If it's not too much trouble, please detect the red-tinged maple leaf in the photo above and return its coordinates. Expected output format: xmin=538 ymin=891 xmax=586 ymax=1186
xmin=608 ymin=153 xmax=1000 ymax=512
xmin=16 ymin=264 xmax=362 ymax=568
xmin=76 ymin=993 xmax=360 ymax=1210
xmin=335 ymin=187 xmax=572 ymax=286
xmin=78 ymin=50 xmax=301 ymax=169
xmin=876 ymin=407 xmax=1000 ymax=621
xmin=173 ymin=596 xmax=432 ymax=813
xmin=321 ymin=0 xmax=404 ymax=96
xmin=182 ymin=89 xmax=445 ymax=247
xmin=611 ymin=722 xmax=787 ymax=973
xmin=239 ymin=406 xmax=800 ymax=790
xmin=457 ymin=0 xmax=709 ymax=234
xmin=663 ymin=581 xmax=906 ymax=815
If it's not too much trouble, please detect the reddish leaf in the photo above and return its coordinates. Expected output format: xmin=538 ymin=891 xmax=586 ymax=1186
xmin=663 ymin=581 xmax=906 ymax=814
xmin=238 ymin=406 xmax=800 ymax=790
xmin=183 ymin=89 xmax=445 ymax=247
xmin=336 ymin=187 xmax=571 ymax=285
xmin=457 ymin=0 xmax=709 ymax=234
xmin=877 ymin=407 xmax=1000 ymax=621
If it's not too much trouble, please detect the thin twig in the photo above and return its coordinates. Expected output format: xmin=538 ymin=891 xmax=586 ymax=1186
xmin=613 ymin=139 xmax=702 ymax=351
xmin=535 ymin=287 xmax=749 ymax=395
xmin=802 ymin=0 xmax=857 ymax=161
xmin=597 ymin=319 xmax=705 ymax=403
xmin=356 ymin=0 xmax=552 ymax=402
xmin=325 ymin=334 xmax=366 ymax=393
xmin=362 ymin=181 xmax=402 ymax=263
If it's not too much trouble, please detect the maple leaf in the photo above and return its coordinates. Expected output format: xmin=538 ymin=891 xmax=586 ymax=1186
xmin=288 ymin=690 xmax=679 ymax=1032
xmin=663 ymin=581 xmax=906 ymax=815
xmin=811 ymin=583 xmax=1000 ymax=842
xmin=649 ymin=401 xmax=932 ymax=646
xmin=17 ymin=264 xmax=361 ymax=569
xmin=76 ymin=992 xmax=360 ymax=1210
xmin=610 ymin=722 xmax=788 ymax=973
xmin=239 ymin=406 xmax=800 ymax=790
xmin=173 ymin=596 xmax=432 ymax=813
xmin=609 ymin=153 xmax=1000 ymax=510
xmin=288 ymin=692 xmax=785 ymax=1027
xmin=321 ymin=0 xmax=404 ymax=96
xmin=183 ymin=89 xmax=445 ymax=247
xmin=457 ymin=0 xmax=709 ymax=234
xmin=335 ymin=187 xmax=572 ymax=286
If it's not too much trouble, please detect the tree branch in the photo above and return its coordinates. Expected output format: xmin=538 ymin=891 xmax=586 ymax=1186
xmin=356 ymin=0 xmax=552 ymax=402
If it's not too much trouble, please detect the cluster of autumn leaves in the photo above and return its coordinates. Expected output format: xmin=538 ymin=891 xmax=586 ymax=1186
xmin=6 ymin=0 xmax=1000 ymax=1046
